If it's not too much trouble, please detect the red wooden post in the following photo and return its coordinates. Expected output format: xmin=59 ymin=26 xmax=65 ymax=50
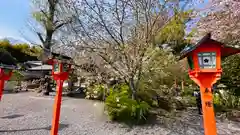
xmin=0 ymin=79 xmax=5 ymax=101
xmin=48 ymin=59 xmax=71 ymax=135
xmin=0 ymin=68 xmax=13 ymax=101
xmin=200 ymin=86 xmax=217 ymax=135
xmin=51 ymin=80 xmax=64 ymax=135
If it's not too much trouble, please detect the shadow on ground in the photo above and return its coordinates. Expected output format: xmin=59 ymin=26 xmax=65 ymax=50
xmin=0 ymin=114 xmax=24 ymax=119
xmin=0 ymin=123 xmax=69 ymax=133
xmin=65 ymin=93 xmax=86 ymax=99
xmin=3 ymin=89 xmax=29 ymax=94
xmin=116 ymin=108 xmax=205 ymax=135
xmin=48 ymin=92 xmax=86 ymax=99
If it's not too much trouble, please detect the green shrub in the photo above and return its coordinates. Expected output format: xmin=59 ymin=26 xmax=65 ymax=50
xmin=213 ymin=92 xmax=240 ymax=112
xmin=181 ymin=96 xmax=196 ymax=107
xmin=136 ymin=90 xmax=156 ymax=107
xmin=85 ymin=84 xmax=105 ymax=100
xmin=181 ymin=87 xmax=194 ymax=96
xmin=111 ymin=83 xmax=130 ymax=93
xmin=105 ymin=84 xmax=150 ymax=124
xmin=157 ymin=96 xmax=173 ymax=111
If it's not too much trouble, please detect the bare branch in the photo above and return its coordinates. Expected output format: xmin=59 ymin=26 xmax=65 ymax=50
xmin=37 ymin=32 xmax=45 ymax=44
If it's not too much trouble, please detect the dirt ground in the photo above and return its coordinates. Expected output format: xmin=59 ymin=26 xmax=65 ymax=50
xmin=0 ymin=92 xmax=239 ymax=135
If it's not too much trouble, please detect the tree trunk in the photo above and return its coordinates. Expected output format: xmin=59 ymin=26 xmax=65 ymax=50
xmin=129 ymin=78 xmax=136 ymax=100
xmin=78 ymin=77 xmax=81 ymax=87
xmin=44 ymin=30 xmax=54 ymax=49
xmin=181 ymin=80 xmax=184 ymax=91
xmin=68 ymin=80 xmax=73 ymax=91
xmin=43 ymin=76 xmax=51 ymax=95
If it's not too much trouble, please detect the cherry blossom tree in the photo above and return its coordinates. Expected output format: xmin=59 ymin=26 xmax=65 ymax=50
xmin=62 ymin=0 xmax=199 ymax=99
xmin=197 ymin=0 xmax=240 ymax=46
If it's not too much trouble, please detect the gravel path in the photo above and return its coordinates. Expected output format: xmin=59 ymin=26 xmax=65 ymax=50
xmin=0 ymin=92 xmax=239 ymax=135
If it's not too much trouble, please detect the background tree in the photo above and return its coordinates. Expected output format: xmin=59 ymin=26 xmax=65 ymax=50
xmin=197 ymin=0 xmax=240 ymax=96
xmin=0 ymin=40 xmax=39 ymax=62
xmin=62 ymin=0 xmax=198 ymax=100
xmin=154 ymin=10 xmax=193 ymax=54
xmin=30 ymin=0 xmax=73 ymax=95
xmin=31 ymin=0 xmax=72 ymax=51
xmin=221 ymin=55 xmax=240 ymax=96
xmin=197 ymin=0 xmax=240 ymax=46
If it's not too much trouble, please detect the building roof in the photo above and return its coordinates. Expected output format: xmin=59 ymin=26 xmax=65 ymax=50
xmin=27 ymin=65 xmax=52 ymax=71
xmin=24 ymin=61 xmax=42 ymax=66
xmin=51 ymin=52 xmax=72 ymax=60
xmin=180 ymin=33 xmax=240 ymax=60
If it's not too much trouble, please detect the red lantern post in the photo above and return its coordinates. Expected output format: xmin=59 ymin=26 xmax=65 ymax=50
xmin=180 ymin=33 xmax=240 ymax=135
xmin=47 ymin=57 xmax=72 ymax=135
xmin=0 ymin=68 xmax=14 ymax=101
xmin=0 ymin=51 xmax=17 ymax=101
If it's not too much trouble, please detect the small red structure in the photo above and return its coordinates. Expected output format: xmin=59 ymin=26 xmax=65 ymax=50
xmin=180 ymin=33 xmax=240 ymax=135
xmin=0 ymin=51 xmax=17 ymax=101
xmin=47 ymin=53 xmax=73 ymax=135
xmin=0 ymin=63 xmax=17 ymax=101
xmin=0 ymin=67 xmax=13 ymax=101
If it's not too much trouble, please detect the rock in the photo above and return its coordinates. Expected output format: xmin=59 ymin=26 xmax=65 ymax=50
xmin=232 ymin=110 xmax=240 ymax=117
xmin=228 ymin=110 xmax=240 ymax=122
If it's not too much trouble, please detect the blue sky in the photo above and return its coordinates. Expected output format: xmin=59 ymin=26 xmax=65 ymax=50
xmin=0 ymin=0 xmax=209 ymax=45
xmin=0 ymin=0 xmax=39 ymax=44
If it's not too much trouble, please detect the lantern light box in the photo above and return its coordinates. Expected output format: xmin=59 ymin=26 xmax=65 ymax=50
xmin=198 ymin=52 xmax=216 ymax=69
xmin=47 ymin=52 xmax=73 ymax=81
xmin=180 ymin=33 xmax=240 ymax=73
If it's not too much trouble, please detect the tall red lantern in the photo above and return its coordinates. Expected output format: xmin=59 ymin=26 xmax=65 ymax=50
xmin=0 ymin=51 xmax=17 ymax=101
xmin=47 ymin=53 xmax=73 ymax=135
xmin=180 ymin=33 xmax=240 ymax=135
xmin=0 ymin=65 xmax=17 ymax=101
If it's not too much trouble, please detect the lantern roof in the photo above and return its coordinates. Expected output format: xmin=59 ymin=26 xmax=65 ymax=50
xmin=50 ymin=52 xmax=72 ymax=60
xmin=46 ymin=52 xmax=74 ymax=65
xmin=180 ymin=33 xmax=240 ymax=60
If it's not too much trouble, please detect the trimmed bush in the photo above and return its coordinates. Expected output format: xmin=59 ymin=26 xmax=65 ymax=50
xmin=136 ymin=90 xmax=155 ymax=106
xmin=181 ymin=96 xmax=196 ymax=107
xmin=181 ymin=87 xmax=194 ymax=96
xmin=105 ymin=84 xmax=150 ymax=124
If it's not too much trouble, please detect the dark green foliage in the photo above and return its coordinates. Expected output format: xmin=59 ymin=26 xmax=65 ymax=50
xmin=181 ymin=87 xmax=195 ymax=96
xmin=154 ymin=10 xmax=193 ymax=54
xmin=181 ymin=96 xmax=196 ymax=107
xmin=136 ymin=90 xmax=157 ymax=107
xmin=105 ymin=84 xmax=150 ymax=124
xmin=0 ymin=47 xmax=17 ymax=65
xmin=213 ymin=92 xmax=240 ymax=112
xmin=221 ymin=54 xmax=240 ymax=96
xmin=0 ymin=40 xmax=40 ymax=63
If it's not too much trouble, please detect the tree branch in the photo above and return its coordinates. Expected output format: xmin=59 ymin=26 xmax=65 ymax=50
xmin=37 ymin=32 xmax=45 ymax=44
